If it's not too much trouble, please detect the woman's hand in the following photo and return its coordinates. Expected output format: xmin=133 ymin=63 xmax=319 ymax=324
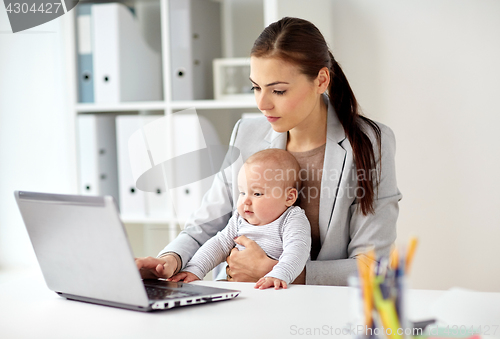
xmin=168 ymin=271 xmax=200 ymax=283
xmin=226 ymin=235 xmax=278 ymax=282
xmin=135 ymin=255 xmax=178 ymax=279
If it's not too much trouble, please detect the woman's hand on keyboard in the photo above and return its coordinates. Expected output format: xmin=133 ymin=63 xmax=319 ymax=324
xmin=167 ymin=271 xmax=200 ymax=283
xmin=135 ymin=256 xmax=177 ymax=279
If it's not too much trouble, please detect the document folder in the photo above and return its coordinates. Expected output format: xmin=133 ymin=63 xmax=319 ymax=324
xmin=77 ymin=114 xmax=120 ymax=208
xmin=77 ymin=3 xmax=162 ymax=103
xmin=169 ymin=0 xmax=222 ymax=100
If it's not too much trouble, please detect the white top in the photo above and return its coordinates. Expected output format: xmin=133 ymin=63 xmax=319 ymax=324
xmin=183 ymin=206 xmax=311 ymax=284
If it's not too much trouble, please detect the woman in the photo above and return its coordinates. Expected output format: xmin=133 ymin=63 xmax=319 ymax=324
xmin=136 ymin=17 xmax=401 ymax=286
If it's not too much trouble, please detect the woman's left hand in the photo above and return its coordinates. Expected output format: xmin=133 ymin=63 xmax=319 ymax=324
xmin=226 ymin=235 xmax=278 ymax=282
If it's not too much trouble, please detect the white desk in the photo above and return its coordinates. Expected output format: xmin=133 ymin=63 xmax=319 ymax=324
xmin=0 ymin=271 xmax=449 ymax=339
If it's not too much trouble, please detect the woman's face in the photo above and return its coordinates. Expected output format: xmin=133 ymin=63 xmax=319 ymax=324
xmin=249 ymin=56 xmax=325 ymax=133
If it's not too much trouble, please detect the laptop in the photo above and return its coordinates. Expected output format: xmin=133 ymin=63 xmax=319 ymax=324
xmin=14 ymin=191 xmax=240 ymax=312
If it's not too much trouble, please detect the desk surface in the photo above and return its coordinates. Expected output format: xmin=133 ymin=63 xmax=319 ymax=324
xmin=0 ymin=272 xmax=448 ymax=339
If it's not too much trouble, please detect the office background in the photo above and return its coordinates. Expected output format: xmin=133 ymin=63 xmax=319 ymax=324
xmin=1 ymin=0 xmax=499 ymax=292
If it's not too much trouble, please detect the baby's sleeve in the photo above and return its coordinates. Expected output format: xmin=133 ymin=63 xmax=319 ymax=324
xmin=182 ymin=213 xmax=239 ymax=279
xmin=264 ymin=208 xmax=312 ymax=284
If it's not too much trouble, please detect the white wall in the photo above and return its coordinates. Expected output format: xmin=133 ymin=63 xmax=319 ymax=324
xmin=331 ymin=0 xmax=500 ymax=291
xmin=0 ymin=9 xmax=77 ymax=270
xmin=272 ymin=0 xmax=334 ymax=49
xmin=225 ymin=0 xmax=264 ymax=57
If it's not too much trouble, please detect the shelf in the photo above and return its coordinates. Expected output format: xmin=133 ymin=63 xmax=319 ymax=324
xmin=75 ymin=100 xmax=258 ymax=113
xmin=169 ymin=100 xmax=257 ymax=110
xmin=76 ymin=101 xmax=166 ymax=113
xmin=121 ymin=216 xmax=186 ymax=225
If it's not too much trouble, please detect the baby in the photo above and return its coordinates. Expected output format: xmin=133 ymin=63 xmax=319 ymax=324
xmin=169 ymin=148 xmax=311 ymax=289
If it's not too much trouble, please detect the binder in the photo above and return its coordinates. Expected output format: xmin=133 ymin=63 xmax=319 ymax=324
xmin=169 ymin=0 xmax=222 ymax=100
xmin=170 ymin=114 xmax=221 ymax=220
xmin=116 ymin=115 xmax=170 ymax=219
xmin=116 ymin=116 xmax=147 ymax=218
xmin=77 ymin=114 xmax=120 ymax=208
xmin=90 ymin=3 xmax=162 ymax=103
xmin=130 ymin=112 xmax=222 ymax=221
xmin=76 ymin=4 xmax=94 ymax=103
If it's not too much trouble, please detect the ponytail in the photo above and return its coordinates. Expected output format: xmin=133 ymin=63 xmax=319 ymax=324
xmin=328 ymin=52 xmax=381 ymax=215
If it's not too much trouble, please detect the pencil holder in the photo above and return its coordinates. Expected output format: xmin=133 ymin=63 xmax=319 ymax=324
xmin=349 ymin=271 xmax=409 ymax=339
xmin=350 ymin=239 xmax=418 ymax=339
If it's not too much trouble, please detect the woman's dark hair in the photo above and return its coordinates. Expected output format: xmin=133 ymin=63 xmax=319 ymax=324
xmin=251 ymin=17 xmax=381 ymax=215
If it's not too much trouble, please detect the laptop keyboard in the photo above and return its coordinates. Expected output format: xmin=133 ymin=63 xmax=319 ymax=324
xmin=145 ymin=286 xmax=196 ymax=300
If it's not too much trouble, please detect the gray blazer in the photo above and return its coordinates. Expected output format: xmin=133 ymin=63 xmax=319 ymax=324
xmin=160 ymin=96 xmax=402 ymax=286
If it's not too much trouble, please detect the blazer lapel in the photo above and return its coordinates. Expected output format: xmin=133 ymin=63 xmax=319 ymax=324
xmin=266 ymin=129 xmax=287 ymax=150
xmin=319 ymin=98 xmax=347 ymax=245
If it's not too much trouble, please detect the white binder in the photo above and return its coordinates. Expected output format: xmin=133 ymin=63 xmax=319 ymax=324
xmin=171 ymin=114 xmax=204 ymax=220
xmin=129 ymin=112 xmax=222 ymax=221
xmin=77 ymin=114 xmax=120 ymax=207
xmin=170 ymin=114 xmax=221 ymax=220
xmin=169 ymin=0 xmax=222 ymax=100
xmin=92 ymin=3 xmax=162 ymax=103
xmin=76 ymin=4 xmax=94 ymax=103
xmin=116 ymin=116 xmax=147 ymax=218
xmin=116 ymin=115 xmax=170 ymax=219
xmin=173 ymin=114 xmax=222 ymax=220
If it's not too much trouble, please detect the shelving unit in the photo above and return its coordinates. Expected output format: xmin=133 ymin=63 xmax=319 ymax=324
xmin=65 ymin=0 xmax=266 ymax=258
xmin=65 ymin=0 xmax=332 ymax=258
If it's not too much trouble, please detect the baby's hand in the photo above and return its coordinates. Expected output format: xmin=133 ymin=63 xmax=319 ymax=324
xmin=254 ymin=276 xmax=288 ymax=290
xmin=167 ymin=271 xmax=200 ymax=283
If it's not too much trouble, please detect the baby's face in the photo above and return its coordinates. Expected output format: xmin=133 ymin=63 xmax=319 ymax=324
xmin=236 ymin=163 xmax=290 ymax=226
